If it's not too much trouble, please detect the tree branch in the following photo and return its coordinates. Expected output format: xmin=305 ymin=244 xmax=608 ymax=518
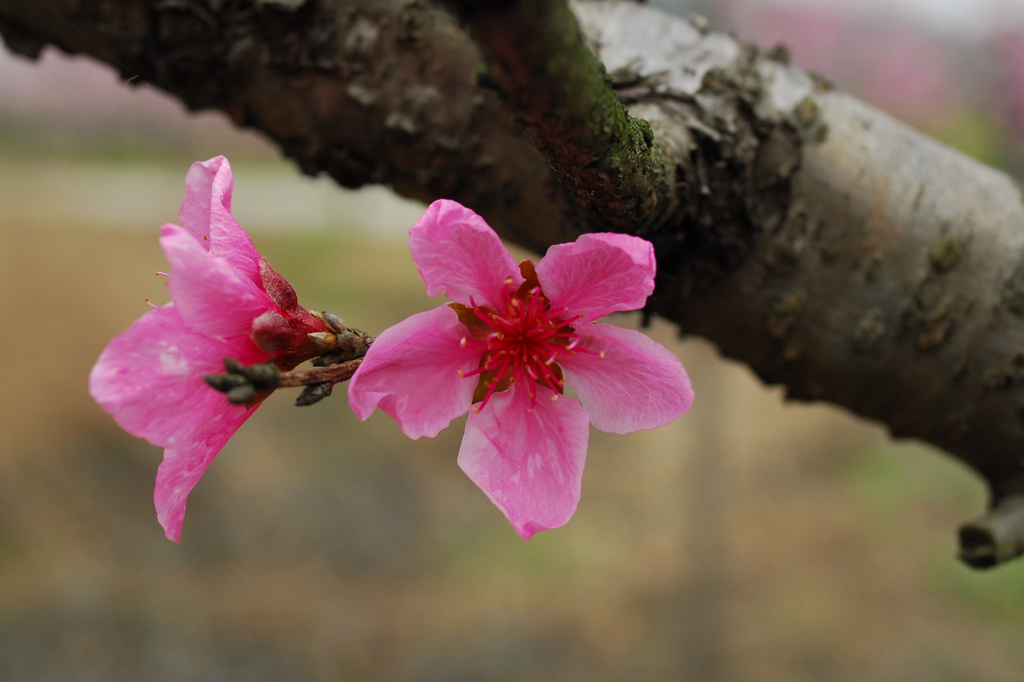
xmin=441 ymin=0 xmax=673 ymax=232
xmin=5 ymin=0 xmax=1024 ymax=565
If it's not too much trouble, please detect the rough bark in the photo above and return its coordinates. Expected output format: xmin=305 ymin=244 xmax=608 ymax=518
xmin=4 ymin=0 xmax=1024 ymax=566
xmin=440 ymin=0 xmax=673 ymax=232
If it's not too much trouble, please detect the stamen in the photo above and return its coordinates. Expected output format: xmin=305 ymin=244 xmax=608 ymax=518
xmin=477 ymin=374 xmax=503 ymax=409
xmin=462 ymin=269 xmax=589 ymax=411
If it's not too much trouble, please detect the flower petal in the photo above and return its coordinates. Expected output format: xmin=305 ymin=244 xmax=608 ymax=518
xmin=155 ymin=403 xmax=257 ymax=542
xmin=409 ymin=199 xmax=523 ymax=307
xmin=458 ymin=386 xmax=590 ymax=539
xmin=348 ymin=305 xmax=478 ymax=439
xmin=177 ymin=156 xmax=262 ymax=284
xmin=536 ymin=233 xmax=656 ymax=322
xmin=560 ymin=323 xmax=693 ymax=434
xmin=89 ymin=305 xmax=267 ymax=446
xmin=176 ymin=158 xmax=219 ymax=245
xmin=161 ymin=224 xmax=276 ymax=338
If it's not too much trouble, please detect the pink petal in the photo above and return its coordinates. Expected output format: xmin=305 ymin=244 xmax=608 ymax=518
xmin=409 ymin=199 xmax=523 ymax=307
xmin=176 ymin=158 xmax=220 ymax=244
xmin=89 ymin=305 xmax=266 ymax=446
xmin=560 ymin=323 xmax=693 ymax=434
xmin=535 ymin=233 xmax=656 ymax=322
xmin=348 ymin=305 xmax=479 ymax=439
xmin=160 ymin=224 xmax=276 ymax=338
xmin=458 ymin=386 xmax=590 ymax=539
xmin=177 ymin=156 xmax=262 ymax=284
xmin=155 ymin=402 xmax=258 ymax=542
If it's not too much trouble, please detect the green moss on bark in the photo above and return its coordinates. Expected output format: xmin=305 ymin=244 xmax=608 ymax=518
xmin=446 ymin=0 xmax=669 ymax=233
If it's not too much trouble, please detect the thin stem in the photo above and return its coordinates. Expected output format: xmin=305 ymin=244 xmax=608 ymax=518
xmin=276 ymin=358 xmax=363 ymax=387
xmin=205 ymin=356 xmax=365 ymax=407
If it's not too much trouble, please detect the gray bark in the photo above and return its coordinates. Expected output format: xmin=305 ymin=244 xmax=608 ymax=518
xmin=4 ymin=0 xmax=1024 ymax=566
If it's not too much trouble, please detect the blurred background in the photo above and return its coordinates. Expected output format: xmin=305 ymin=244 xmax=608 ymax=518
xmin=3 ymin=0 xmax=1024 ymax=680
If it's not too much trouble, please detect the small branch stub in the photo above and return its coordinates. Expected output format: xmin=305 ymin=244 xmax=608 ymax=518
xmin=958 ymin=495 xmax=1024 ymax=568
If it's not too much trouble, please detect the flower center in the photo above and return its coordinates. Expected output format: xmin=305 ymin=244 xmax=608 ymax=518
xmin=454 ymin=261 xmax=587 ymax=411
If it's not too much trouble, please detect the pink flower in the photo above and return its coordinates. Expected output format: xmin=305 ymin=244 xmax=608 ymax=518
xmin=89 ymin=156 xmax=330 ymax=542
xmin=348 ymin=200 xmax=694 ymax=538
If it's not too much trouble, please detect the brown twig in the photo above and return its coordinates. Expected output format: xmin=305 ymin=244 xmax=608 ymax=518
xmin=276 ymin=358 xmax=363 ymax=387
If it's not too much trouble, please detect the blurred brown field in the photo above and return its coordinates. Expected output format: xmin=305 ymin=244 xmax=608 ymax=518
xmin=4 ymin=162 xmax=1024 ymax=681
xmin=4 ymin=29 xmax=1024 ymax=682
